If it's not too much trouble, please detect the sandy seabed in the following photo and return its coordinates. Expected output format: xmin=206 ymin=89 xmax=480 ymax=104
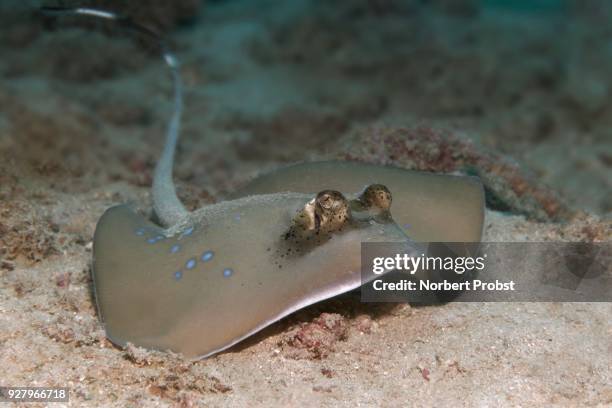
xmin=0 ymin=1 xmax=610 ymax=406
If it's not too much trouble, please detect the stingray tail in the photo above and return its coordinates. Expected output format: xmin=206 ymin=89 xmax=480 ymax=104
xmin=40 ymin=6 xmax=189 ymax=227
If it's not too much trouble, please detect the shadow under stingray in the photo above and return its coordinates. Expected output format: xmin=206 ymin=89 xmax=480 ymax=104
xmin=223 ymin=288 xmax=415 ymax=357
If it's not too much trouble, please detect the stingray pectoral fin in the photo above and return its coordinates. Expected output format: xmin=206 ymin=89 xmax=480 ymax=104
xmin=92 ymin=205 xmax=176 ymax=348
xmin=232 ymin=161 xmax=485 ymax=242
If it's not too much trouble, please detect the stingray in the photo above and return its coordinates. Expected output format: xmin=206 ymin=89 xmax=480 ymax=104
xmin=46 ymin=7 xmax=484 ymax=358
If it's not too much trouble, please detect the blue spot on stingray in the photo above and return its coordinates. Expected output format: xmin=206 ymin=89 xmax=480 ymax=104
xmin=174 ymin=271 xmax=182 ymax=280
xmin=185 ymin=258 xmax=196 ymax=270
xmin=223 ymin=268 xmax=233 ymax=278
xmin=147 ymin=235 xmax=165 ymax=244
xmin=170 ymin=244 xmax=181 ymax=254
xmin=182 ymin=226 xmax=194 ymax=237
xmin=403 ymin=224 xmax=411 ymax=230
xmin=234 ymin=214 xmax=241 ymax=221
xmin=201 ymin=250 xmax=214 ymax=262
xmin=135 ymin=228 xmax=145 ymax=236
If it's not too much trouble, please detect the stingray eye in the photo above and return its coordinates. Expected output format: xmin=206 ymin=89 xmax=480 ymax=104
xmin=316 ymin=190 xmax=345 ymax=211
xmin=314 ymin=190 xmax=350 ymax=232
xmin=287 ymin=190 xmax=351 ymax=240
xmin=358 ymin=184 xmax=392 ymax=212
xmin=317 ymin=192 xmax=335 ymax=210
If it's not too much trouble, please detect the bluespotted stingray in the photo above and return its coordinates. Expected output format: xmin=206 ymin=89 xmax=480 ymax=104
xmin=46 ymin=7 xmax=484 ymax=358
